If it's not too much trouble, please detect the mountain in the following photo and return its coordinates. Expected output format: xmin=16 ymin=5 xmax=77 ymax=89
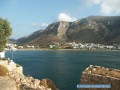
xmin=17 ymin=30 xmax=44 ymax=44
xmin=17 ymin=16 xmax=120 ymax=46
xmin=67 ymin=16 xmax=120 ymax=44
xmin=17 ymin=22 xmax=72 ymax=46
xmin=8 ymin=38 xmax=17 ymax=44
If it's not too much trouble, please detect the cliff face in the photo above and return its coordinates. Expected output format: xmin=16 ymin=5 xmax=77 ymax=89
xmin=80 ymin=65 xmax=120 ymax=90
xmin=57 ymin=21 xmax=69 ymax=43
xmin=17 ymin=16 xmax=120 ymax=45
xmin=0 ymin=59 xmax=58 ymax=90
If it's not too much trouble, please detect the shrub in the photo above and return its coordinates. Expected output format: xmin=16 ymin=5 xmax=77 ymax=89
xmin=16 ymin=64 xmax=20 ymax=67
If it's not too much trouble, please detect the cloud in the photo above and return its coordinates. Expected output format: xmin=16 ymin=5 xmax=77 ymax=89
xmin=57 ymin=13 xmax=77 ymax=22
xmin=32 ymin=22 xmax=39 ymax=27
xmin=32 ymin=22 xmax=49 ymax=29
xmin=41 ymin=23 xmax=49 ymax=28
xmin=84 ymin=0 xmax=120 ymax=15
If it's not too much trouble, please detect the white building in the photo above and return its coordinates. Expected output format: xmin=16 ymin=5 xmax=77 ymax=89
xmin=18 ymin=46 xmax=23 ymax=49
xmin=26 ymin=45 xmax=35 ymax=48
xmin=49 ymin=45 xmax=53 ymax=48
xmin=49 ymin=45 xmax=56 ymax=48
xmin=6 ymin=43 xmax=17 ymax=50
xmin=0 ymin=51 xmax=5 ymax=58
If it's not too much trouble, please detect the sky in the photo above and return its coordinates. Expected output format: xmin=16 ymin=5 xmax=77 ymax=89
xmin=0 ymin=0 xmax=120 ymax=39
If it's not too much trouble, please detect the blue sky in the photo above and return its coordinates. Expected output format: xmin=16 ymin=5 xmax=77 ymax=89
xmin=0 ymin=0 xmax=120 ymax=39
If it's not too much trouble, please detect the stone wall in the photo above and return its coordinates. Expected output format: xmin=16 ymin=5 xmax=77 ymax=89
xmin=80 ymin=65 xmax=120 ymax=90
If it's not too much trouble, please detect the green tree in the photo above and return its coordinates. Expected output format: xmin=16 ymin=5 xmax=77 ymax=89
xmin=0 ymin=18 xmax=12 ymax=52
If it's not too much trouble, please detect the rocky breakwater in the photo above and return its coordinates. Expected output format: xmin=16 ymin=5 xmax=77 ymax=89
xmin=80 ymin=65 xmax=120 ymax=90
xmin=0 ymin=59 xmax=58 ymax=90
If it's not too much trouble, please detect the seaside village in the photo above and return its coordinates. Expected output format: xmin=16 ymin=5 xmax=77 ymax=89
xmin=0 ymin=42 xmax=120 ymax=58
xmin=2 ymin=42 xmax=120 ymax=51
xmin=49 ymin=42 xmax=120 ymax=50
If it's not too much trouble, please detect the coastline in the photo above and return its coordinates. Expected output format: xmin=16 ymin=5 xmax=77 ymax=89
xmin=16 ymin=48 xmax=120 ymax=51
xmin=0 ymin=59 xmax=58 ymax=90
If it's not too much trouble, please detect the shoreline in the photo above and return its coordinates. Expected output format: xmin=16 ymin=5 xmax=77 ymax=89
xmin=11 ymin=48 xmax=120 ymax=51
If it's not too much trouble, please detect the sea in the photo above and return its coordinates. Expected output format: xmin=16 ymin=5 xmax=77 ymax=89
xmin=5 ymin=50 xmax=120 ymax=90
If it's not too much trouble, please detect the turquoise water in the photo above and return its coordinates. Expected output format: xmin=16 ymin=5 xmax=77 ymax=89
xmin=5 ymin=50 xmax=120 ymax=90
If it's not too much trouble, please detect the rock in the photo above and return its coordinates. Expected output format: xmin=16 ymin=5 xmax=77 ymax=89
xmin=80 ymin=65 xmax=120 ymax=90
xmin=34 ymin=79 xmax=40 ymax=87
xmin=0 ymin=65 xmax=8 ymax=76
xmin=20 ymin=84 xmax=36 ymax=90
xmin=0 ymin=76 xmax=17 ymax=90
xmin=0 ymin=59 xmax=59 ymax=90
xmin=40 ymin=79 xmax=58 ymax=90
xmin=20 ymin=77 xmax=26 ymax=83
xmin=92 ymin=68 xmax=97 ymax=71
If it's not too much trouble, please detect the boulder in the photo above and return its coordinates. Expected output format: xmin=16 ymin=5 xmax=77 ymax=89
xmin=0 ymin=76 xmax=17 ymax=90
xmin=40 ymin=78 xmax=58 ymax=90
xmin=0 ymin=65 xmax=8 ymax=76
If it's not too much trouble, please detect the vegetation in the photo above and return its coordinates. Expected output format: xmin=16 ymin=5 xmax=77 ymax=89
xmin=0 ymin=58 xmax=7 ymax=60
xmin=16 ymin=63 xmax=21 ymax=67
xmin=0 ymin=65 xmax=8 ymax=76
xmin=0 ymin=18 xmax=12 ymax=52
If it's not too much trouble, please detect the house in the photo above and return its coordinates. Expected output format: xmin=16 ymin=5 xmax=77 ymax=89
xmin=26 ymin=45 xmax=35 ymax=48
xmin=0 ymin=51 xmax=5 ymax=58
xmin=18 ymin=46 xmax=23 ymax=49
xmin=49 ymin=45 xmax=56 ymax=49
xmin=6 ymin=43 xmax=17 ymax=50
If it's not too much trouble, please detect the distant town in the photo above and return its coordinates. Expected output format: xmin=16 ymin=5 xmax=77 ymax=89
xmin=5 ymin=42 xmax=120 ymax=51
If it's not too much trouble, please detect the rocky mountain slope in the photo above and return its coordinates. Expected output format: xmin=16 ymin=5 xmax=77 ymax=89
xmin=17 ymin=16 xmax=120 ymax=45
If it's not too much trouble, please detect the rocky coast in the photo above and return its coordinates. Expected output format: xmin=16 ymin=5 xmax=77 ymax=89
xmin=0 ymin=59 xmax=58 ymax=90
xmin=1 ymin=59 xmax=120 ymax=90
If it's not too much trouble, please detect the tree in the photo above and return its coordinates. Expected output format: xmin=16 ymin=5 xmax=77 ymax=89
xmin=0 ymin=18 xmax=12 ymax=52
